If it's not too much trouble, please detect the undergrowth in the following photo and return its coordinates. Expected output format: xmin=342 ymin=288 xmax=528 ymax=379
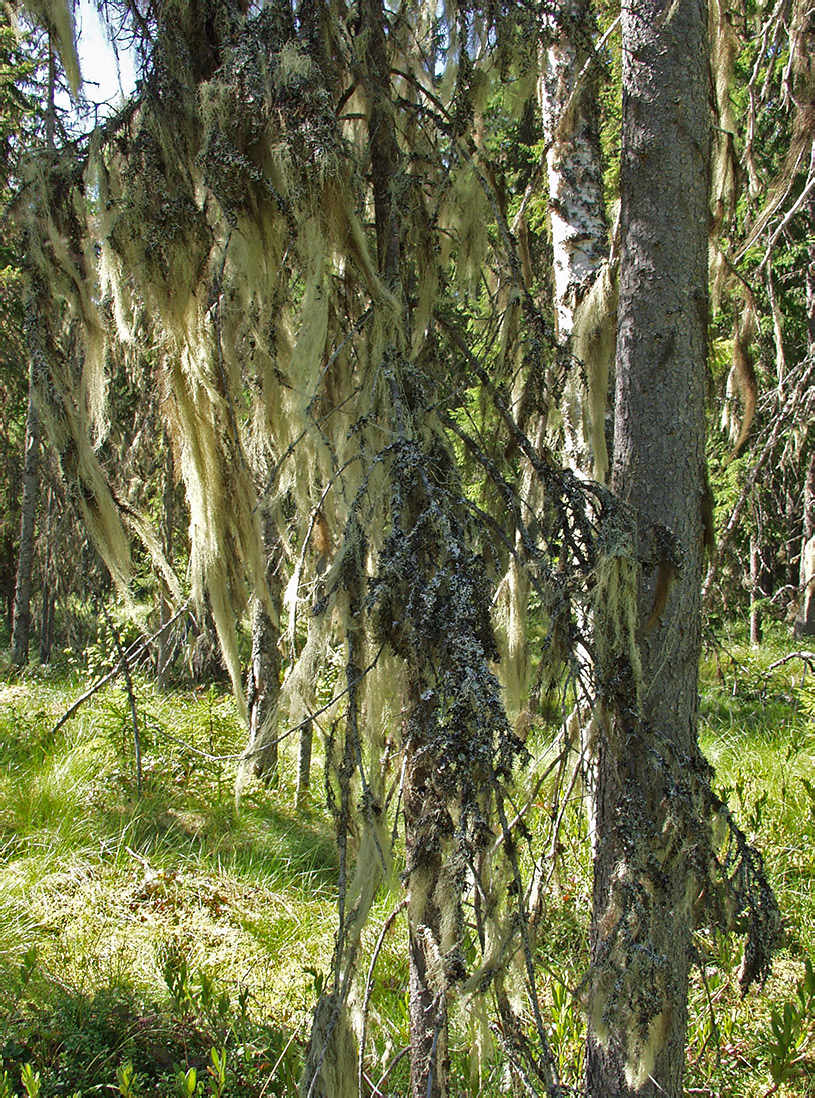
xmin=0 ymin=623 xmax=813 ymax=1095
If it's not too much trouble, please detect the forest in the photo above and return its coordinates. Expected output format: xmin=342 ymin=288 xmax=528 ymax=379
xmin=0 ymin=0 xmax=814 ymax=1095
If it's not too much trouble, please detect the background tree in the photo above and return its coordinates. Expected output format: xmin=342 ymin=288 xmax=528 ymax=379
xmin=0 ymin=15 xmax=38 ymax=651
xmin=704 ymin=0 xmax=815 ymax=635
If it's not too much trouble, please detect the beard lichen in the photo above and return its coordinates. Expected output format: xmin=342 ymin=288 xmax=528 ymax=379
xmin=23 ymin=2 xmax=782 ymax=1095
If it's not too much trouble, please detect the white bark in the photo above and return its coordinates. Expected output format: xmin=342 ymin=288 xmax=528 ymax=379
xmin=539 ymin=0 xmax=614 ymax=482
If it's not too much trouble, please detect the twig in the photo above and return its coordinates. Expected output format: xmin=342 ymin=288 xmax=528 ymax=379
xmin=373 ymin=1046 xmax=410 ymax=1093
xmin=489 ymin=1022 xmax=540 ymax=1097
xmin=47 ymin=602 xmax=192 ymax=743
xmin=286 ymin=455 xmax=363 ymax=654
xmin=757 ymin=154 xmax=815 ymax=271
xmin=362 ymin=1069 xmax=388 ymax=1097
xmin=763 ymin=651 xmax=815 ymax=675
xmin=493 ymin=789 xmax=561 ymax=1096
xmin=101 ymin=604 xmax=142 ymax=796
xmin=426 ymin=997 xmax=445 ymax=1098
xmin=258 ymin=1014 xmax=307 ymax=1097
xmin=490 ymin=743 xmax=567 ymax=857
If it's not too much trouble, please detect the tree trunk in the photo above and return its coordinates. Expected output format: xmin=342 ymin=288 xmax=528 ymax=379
xmin=536 ymin=0 xmax=615 ymax=862
xmin=157 ymin=432 xmax=175 ymax=687
xmin=10 ymin=357 xmax=41 ymax=667
xmin=806 ymin=181 xmax=815 ymax=352
xmin=795 ymin=448 xmax=815 ymax=636
xmin=296 ymin=718 xmax=313 ymax=810
xmin=404 ymin=701 xmax=449 ymax=1098
xmin=793 ymin=190 xmax=815 ymax=636
xmin=586 ymin=0 xmax=710 ymax=1091
xmin=539 ymin=0 xmax=614 ymax=483
xmin=245 ymin=504 xmax=282 ymax=782
xmin=39 ymin=487 xmax=55 ymax=664
xmin=750 ymin=534 xmax=763 ymax=645
xmin=356 ymin=1 xmax=449 ymax=1092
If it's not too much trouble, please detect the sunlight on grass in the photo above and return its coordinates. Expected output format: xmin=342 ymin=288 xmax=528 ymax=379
xmin=1 ymin=641 xmax=814 ymax=1094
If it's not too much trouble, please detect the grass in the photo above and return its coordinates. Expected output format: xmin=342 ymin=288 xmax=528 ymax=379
xmin=0 ymin=675 xmax=333 ymax=1095
xmin=0 ymin=625 xmax=813 ymax=1095
xmin=686 ymin=624 xmax=815 ymax=1097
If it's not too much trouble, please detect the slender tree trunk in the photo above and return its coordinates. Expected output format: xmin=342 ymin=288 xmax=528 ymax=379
xmin=157 ymin=432 xmax=175 ymax=687
xmin=11 ymin=357 xmax=41 ymax=667
xmin=806 ymin=160 xmax=815 ymax=352
xmin=795 ymin=451 xmax=815 ymax=636
xmin=794 ymin=191 xmax=815 ymax=635
xmin=540 ymin=0 xmax=608 ymax=340
xmin=535 ymin=0 xmax=615 ymax=858
xmin=404 ymin=696 xmax=449 ymax=1098
xmin=39 ymin=487 xmax=55 ymax=664
xmin=245 ymin=504 xmax=282 ymax=782
xmin=750 ymin=533 xmax=762 ymax=644
xmin=356 ymin=2 xmax=448 ymax=1092
xmin=12 ymin=43 xmax=57 ymax=668
xmin=539 ymin=0 xmax=613 ymax=483
xmin=39 ymin=581 xmax=54 ymax=663
xmin=586 ymin=0 xmax=710 ymax=1092
xmin=295 ymin=718 xmax=312 ymax=809
xmin=802 ymin=451 xmax=815 ymax=552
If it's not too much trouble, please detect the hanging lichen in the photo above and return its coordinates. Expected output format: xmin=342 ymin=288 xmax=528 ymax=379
xmin=22 ymin=2 xmax=783 ymax=1094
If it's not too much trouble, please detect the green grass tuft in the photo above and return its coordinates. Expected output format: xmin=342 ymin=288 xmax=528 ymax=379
xmin=0 ymin=630 xmax=814 ymax=1094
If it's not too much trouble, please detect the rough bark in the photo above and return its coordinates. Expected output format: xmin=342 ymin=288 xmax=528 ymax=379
xmin=357 ymin=2 xmax=447 ymax=1093
xmin=404 ymin=699 xmax=449 ymax=1098
xmin=586 ymin=0 xmax=710 ymax=1092
xmin=10 ymin=356 xmax=41 ymax=667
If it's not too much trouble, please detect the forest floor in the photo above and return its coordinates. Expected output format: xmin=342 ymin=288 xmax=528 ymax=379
xmin=0 ymin=625 xmax=813 ymax=1096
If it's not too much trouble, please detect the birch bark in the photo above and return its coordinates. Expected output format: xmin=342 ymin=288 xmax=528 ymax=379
xmin=539 ymin=0 xmax=613 ymax=482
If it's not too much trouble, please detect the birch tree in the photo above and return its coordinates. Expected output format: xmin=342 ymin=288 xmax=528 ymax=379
xmin=539 ymin=0 xmax=615 ymax=484
xmin=20 ymin=1 xmax=783 ymax=1095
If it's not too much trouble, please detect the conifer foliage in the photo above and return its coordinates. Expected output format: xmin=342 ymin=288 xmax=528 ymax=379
xmin=16 ymin=1 xmax=783 ymax=1094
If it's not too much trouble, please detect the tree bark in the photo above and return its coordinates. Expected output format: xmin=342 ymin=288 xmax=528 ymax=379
xmin=39 ymin=487 xmax=55 ymax=664
xmin=404 ymin=703 xmax=449 ymax=1098
xmin=539 ymin=0 xmax=613 ymax=483
xmin=536 ymin=0 xmax=615 ymax=862
xmin=586 ymin=0 xmax=710 ymax=1091
xmin=750 ymin=533 xmax=763 ymax=644
xmin=356 ymin=2 xmax=448 ymax=1093
xmin=157 ymin=432 xmax=175 ymax=687
xmin=296 ymin=718 xmax=313 ymax=810
xmin=540 ymin=0 xmax=608 ymax=342
xmin=805 ymin=128 xmax=815 ymax=352
xmin=794 ymin=189 xmax=815 ymax=636
xmin=10 ymin=356 xmax=41 ymax=667
xmin=245 ymin=503 xmax=282 ymax=782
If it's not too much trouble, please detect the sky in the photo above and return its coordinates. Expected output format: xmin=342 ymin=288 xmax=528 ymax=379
xmin=74 ymin=0 xmax=138 ymax=109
